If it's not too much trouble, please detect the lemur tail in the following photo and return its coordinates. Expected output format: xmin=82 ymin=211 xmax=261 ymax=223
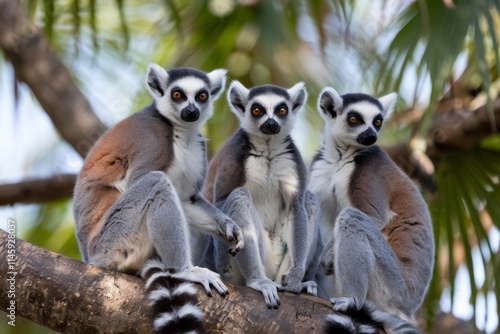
xmin=141 ymin=260 xmax=207 ymax=334
xmin=324 ymin=299 xmax=423 ymax=334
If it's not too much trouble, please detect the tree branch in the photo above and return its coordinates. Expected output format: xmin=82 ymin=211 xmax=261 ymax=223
xmin=385 ymin=96 xmax=500 ymax=190
xmin=0 ymin=229 xmax=332 ymax=333
xmin=0 ymin=174 xmax=77 ymax=206
xmin=0 ymin=0 xmax=107 ymax=158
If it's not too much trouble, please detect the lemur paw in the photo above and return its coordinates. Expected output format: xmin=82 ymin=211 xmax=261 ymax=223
xmin=320 ymin=257 xmax=335 ymax=276
xmin=281 ymin=267 xmax=306 ymax=294
xmin=174 ymin=266 xmax=229 ymax=297
xmin=222 ymin=219 xmax=245 ymax=256
xmin=247 ymin=278 xmax=283 ymax=309
xmin=330 ymin=297 xmax=362 ymax=312
xmin=302 ymin=281 xmax=318 ymax=296
xmin=320 ymin=237 xmax=336 ymax=276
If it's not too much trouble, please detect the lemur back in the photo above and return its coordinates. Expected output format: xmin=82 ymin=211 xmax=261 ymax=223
xmin=73 ymin=65 xmax=244 ymax=334
xmin=203 ymin=82 xmax=321 ymax=308
xmin=309 ymin=87 xmax=434 ymax=332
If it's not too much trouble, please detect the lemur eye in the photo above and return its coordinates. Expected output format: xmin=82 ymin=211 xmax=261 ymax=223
xmin=251 ymin=107 xmax=263 ymax=116
xmin=198 ymin=92 xmax=208 ymax=101
xmin=373 ymin=119 xmax=383 ymax=127
xmin=172 ymin=91 xmax=183 ymax=100
xmin=348 ymin=116 xmax=359 ymax=124
xmin=277 ymin=107 xmax=287 ymax=116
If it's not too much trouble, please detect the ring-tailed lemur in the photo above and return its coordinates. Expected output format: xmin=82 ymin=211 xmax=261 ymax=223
xmin=73 ymin=64 xmax=244 ymax=334
xmin=203 ymin=81 xmax=322 ymax=309
xmin=308 ymin=88 xmax=434 ymax=331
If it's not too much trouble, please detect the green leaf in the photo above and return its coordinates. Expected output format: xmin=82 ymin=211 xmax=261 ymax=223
xmin=42 ymin=0 xmax=55 ymax=41
xmin=115 ymin=0 xmax=130 ymax=50
xmin=71 ymin=0 xmax=81 ymax=54
xmin=89 ymin=0 xmax=99 ymax=50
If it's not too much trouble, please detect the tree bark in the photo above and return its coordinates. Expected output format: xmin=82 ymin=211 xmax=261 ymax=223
xmin=384 ymin=96 xmax=500 ymax=189
xmin=0 ymin=174 xmax=76 ymax=206
xmin=0 ymin=229 xmax=333 ymax=333
xmin=0 ymin=0 xmax=107 ymax=158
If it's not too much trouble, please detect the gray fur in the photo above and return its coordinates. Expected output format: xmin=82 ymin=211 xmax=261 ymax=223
xmin=74 ymin=64 xmax=243 ymax=292
xmin=309 ymin=87 xmax=434 ymax=325
xmin=203 ymin=82 xmax=320 ymax=308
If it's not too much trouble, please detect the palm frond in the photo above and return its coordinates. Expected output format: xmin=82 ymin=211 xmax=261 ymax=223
xmin=371 ymin=0 xmax=500 ymax=136
xmin=430 ymin=147 xmax=500 ymax=330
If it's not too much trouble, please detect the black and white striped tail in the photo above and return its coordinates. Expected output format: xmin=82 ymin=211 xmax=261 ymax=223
xmin=324 ymin=298 xmax=423 ymax=334
xmin=142 ymin=260 xmax=207 ymax=334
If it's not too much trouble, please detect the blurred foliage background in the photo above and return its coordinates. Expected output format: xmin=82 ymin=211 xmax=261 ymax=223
xmin=1 ymin=0 xmax=500 ymax=333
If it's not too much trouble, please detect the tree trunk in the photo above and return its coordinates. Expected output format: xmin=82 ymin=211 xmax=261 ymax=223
xmin=0 ymin=229 xmax=333 ymax=333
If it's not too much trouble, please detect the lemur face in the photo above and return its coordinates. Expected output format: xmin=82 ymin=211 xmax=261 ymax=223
xmin=317 ymin=87 xmax=397 ymax=148
xmin=228 ymin=82 xmax=307 ymax=137
xmin=146 ymin=64 xmax=227 ymax=125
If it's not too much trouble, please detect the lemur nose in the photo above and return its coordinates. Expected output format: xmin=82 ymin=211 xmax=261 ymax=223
xmin=260 ymin=118 xmax=281 ymax=135
xmin=186 ymin=103 xmax=197 ymax=115
xmin=181 ymin=103 xmax=200 ymax=122
xmin=356 ymin=128 xmax=377 ymax=146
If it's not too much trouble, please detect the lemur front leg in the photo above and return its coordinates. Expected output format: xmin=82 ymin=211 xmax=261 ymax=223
xmin=280 ymin=196 xmax=318 ymax=296
xmin=87 ymin=171 xmax=228 ymax=296
xmin=220 ymin=187 xmax=283 ymax=309
xmin=182 ymin=193 xmax=244 ymax=256
xmin=327 ymin=207 xmax=410 ymax=314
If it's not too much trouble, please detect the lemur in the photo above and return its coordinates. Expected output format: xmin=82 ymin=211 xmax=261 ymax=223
xmin=203 ymin=81 xmax=322 ymax=309
xmin=73 ymin=64 xmax=244 ymax=334
xmin=308 ymin=88 xmax=434 ymax=329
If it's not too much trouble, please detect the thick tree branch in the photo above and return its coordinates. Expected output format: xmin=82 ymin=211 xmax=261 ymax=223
xmin=0 ymin=229 xmax=333 ymax=333
xmin=0 ymin=174 xmax=77 ymax=206
xmin=0 ymin=0 xmax=107 ymax=158
xmin=385 ymin=96 xmax=500 ymax=190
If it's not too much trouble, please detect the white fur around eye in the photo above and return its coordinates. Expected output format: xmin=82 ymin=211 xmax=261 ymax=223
xmin=170 ymin=77 xmax=207 ymax=102
xmin=250 ymin=94 xmax=289 ymax=118
xmin=343 ymin=101 xmax=381 ymax=121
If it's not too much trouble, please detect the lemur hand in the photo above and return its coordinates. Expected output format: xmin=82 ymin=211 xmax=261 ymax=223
xmin=222 ymin=218 xmax=244 ymax=256
xmin=320 ymin=235 xmax=336 ymax=275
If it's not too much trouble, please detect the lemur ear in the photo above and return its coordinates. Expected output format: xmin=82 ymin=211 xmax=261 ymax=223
xmin=146 ymin=63 xmax=169 ymax=98
xmin=378 ymin=92 xmax=397 ymax=119
xmin=287 ymin=82 xmax=307 ymax=113
xmin=318 ymin=87 xmax=342 ymax=119
xmin=207 ymin=69 xmax=227 ymax=100
xmin=227 ymin=81 xmax=249 ymax=119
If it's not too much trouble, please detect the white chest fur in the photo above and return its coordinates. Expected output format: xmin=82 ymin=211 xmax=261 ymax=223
xmin=308 ymin=155 xmax=355 ymax=243
xmin=243 ymin=139 xmax=299 ymax=279
xmin=244 ymin=142 xmax=299 ymax=229
xmin=167 ymin=132 xmax=205 ymax=200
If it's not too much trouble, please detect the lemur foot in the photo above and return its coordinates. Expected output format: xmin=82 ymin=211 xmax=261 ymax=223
xmin=280 ymin=278 xmax=317 ymax=296
xmin=247 ymin=277 xmax=283 ymax=309
xmin=330 ymin=297 xmax=363 ymax=312
xmin=281 ymin=267 xmax=315 ymax=295
xmin=302 ymin=281 xmax=318 ymax=296
xmin=174 ymin=266 xmax=229 ymax=297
